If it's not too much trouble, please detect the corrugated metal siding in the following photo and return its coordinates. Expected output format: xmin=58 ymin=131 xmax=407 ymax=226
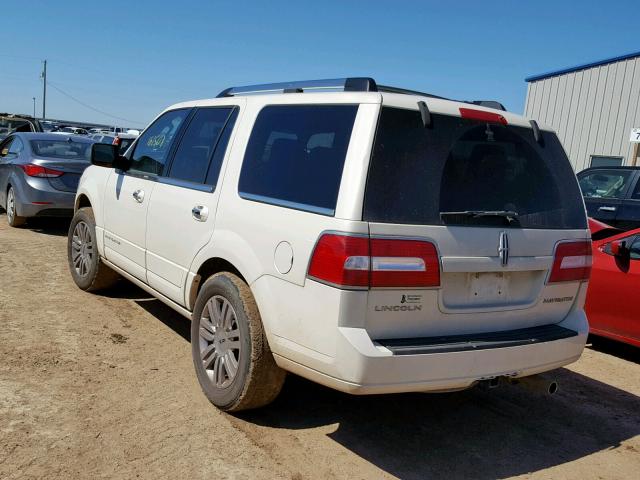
xmin=525 ymin=56 xmax=640 ymax=172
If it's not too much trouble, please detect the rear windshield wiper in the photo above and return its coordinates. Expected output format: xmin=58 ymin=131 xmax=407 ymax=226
xmin=440 ymin=210 xmax=519 ymax=223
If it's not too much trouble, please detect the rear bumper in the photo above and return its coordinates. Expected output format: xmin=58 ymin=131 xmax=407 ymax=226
xmin=13 ymin=176 xmax=75 ymax=217
xmin=273 ymin=309 xmax=588 ymax=395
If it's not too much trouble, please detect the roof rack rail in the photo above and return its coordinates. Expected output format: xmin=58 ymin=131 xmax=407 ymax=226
xmin=215 ymin=77 xmax=507 ymax=111
xmin=216 ymin=77 xmax=378 ymax=97
xmin=377 ymin=84 xmax=447 ymax=100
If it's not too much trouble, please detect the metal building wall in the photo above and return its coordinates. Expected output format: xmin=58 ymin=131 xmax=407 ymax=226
xmin=524 ymin=56 xmax=640 ymax=171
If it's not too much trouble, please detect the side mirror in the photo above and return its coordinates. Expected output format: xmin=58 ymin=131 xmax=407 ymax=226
xmin=610 ymin=239 xmax=630 ymax=260
xmin=91 ymin=143 xmax=130 ymax=170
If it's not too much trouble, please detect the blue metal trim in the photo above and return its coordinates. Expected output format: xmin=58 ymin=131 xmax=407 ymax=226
xmin=525 ymin=50 xmax=640 ymax=83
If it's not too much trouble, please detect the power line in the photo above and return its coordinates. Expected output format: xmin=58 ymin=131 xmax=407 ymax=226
xmin=46 ymin=81 xmax=144 ymax=125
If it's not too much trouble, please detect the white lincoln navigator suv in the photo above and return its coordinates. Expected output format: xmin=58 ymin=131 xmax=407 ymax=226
xmin=68 ymin=77 xmax=591 ymax=411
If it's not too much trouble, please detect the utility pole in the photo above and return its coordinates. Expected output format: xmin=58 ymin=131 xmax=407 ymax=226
xmin=32 ymin=97 xmax=36 ymax=118
xmin=41 ymin=60 xmax=47 ymax=120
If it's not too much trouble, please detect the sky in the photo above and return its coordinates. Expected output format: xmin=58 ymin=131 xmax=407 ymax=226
xmin=1 ymin=0 xmax=637 ymax=128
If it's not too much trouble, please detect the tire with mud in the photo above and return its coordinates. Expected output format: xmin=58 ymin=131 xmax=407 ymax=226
xmin=191 ymin=272 xmax=286 ymax=412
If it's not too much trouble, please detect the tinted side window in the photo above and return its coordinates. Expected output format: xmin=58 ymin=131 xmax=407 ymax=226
xmin=239 ymin=105 xmax=358 ymax=215
xmin=578 ymin=170 xmax=633 ymax=199
xmin=168 ymin=107 xmax=235 ymax=185
xmin=130 ymin=109 xmax=190 ymax=175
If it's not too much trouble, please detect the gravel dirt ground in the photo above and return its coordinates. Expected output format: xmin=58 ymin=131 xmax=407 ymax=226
xmin=1 ymin=215 xmax=639 ymax=480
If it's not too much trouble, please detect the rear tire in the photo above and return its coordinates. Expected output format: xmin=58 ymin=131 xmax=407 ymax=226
xmin=6 ymin=187 xmax=26 ymax=227
xmin=191 ymin=272 xmax=286 ymax=412
xmin=67 ymin=207 xmax=119 ymax=291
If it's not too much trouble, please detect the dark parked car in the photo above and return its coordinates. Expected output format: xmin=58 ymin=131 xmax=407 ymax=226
xmin=0 ymin=133 xmax=95 ymax=226
xmin=577 ymin=166 xmax=640 ymax=231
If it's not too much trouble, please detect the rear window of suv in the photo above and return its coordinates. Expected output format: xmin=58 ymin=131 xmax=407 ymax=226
xmin=364 ymin=107 xmax=586 ymax=229
xmin=239 ymin=105 xmax=358 ymax=215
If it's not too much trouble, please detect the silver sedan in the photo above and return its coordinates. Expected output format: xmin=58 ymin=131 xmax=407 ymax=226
xmin=0 ymin=133 xmax=95 ymax=227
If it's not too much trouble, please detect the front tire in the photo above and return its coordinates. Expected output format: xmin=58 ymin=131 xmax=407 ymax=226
xmin=6 ymin=186 xmax=26 ymax=227
xmin=191 ymin=272 xmax=286 ymax=412
xmin=67 ymin=207 xmax=119 ymax=291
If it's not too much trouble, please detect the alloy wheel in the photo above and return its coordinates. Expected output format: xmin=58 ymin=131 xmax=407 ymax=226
xmin=71 ymin=221 xmax=94 ymax=277
xmin=199 ymin=295 xmax=242 ymax=388
xmin=7 ymin=188 xmax=15 ymax=223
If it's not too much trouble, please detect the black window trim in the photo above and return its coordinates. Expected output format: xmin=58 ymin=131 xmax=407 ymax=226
xmin=202 ymin=106 xmax=238 ymax=189
xmin=237 ymin=102 xmax=359 ymax=217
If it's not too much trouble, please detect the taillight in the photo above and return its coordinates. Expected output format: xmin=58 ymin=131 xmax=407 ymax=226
xmin=459 ymin=107 xmax=508 ymax=125
xmin=112 ymin=137 xmax=121 ymax=146
xmin=370 ymin=239 xmax=440 ymax=287
xmin=548 ymin=240 xmax=592 ymax=283
xmin=19 ymin=164 xmax=63 ymax=178
xmin=308 ymin=234 xmax=370 ymax=288
xmin=307 ymin=233 xmax=440 ymax=289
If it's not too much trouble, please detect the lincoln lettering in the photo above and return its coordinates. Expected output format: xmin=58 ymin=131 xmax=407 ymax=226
xmin=374 ymin=305 xmax=423 ymax=312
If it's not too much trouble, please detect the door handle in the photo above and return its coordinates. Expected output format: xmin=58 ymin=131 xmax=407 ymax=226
xmin=132 ymin=189 xmax=144 ymax=203
xmin=598 ymin=206 xmax=617 ymax=212
xmin=192 ymin=205 xmax=209 ymax=222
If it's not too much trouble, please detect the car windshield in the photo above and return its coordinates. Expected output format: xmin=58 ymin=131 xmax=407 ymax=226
xmin=30 ymin=140 xmax=92 ymax=160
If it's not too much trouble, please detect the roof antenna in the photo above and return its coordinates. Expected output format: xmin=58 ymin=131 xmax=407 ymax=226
xmin=530 ymin=120 xmax=544 ymax=146
xmin=418 ymin=101 xmax=432 ymax=128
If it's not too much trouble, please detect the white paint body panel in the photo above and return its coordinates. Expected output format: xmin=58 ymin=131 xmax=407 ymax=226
xmin=103 ymin=172 xmax=155 ymax=281
xmin=145 ymin=182 xmax=219 ymax=304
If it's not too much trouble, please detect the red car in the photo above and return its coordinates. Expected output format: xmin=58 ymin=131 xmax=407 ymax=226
xmin=586 ymin=218 xmax=640 ymax=347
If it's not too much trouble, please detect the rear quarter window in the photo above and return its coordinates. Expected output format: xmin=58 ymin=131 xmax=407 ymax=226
xmin=238 ymin=105 xmax=358 ymax=215
xmin=364 ymin=107 xmax=586 ymax=229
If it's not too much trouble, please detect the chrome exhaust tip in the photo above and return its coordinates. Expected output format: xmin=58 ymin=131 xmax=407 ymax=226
xmin=510 ymin=375 xmax=559 ymax=395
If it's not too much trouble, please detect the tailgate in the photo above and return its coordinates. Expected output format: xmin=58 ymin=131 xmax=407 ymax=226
xmin=361 ymin=105 xmax=589 ymax=339
xmin=365 ymin=224 xmax=587 ymax=338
